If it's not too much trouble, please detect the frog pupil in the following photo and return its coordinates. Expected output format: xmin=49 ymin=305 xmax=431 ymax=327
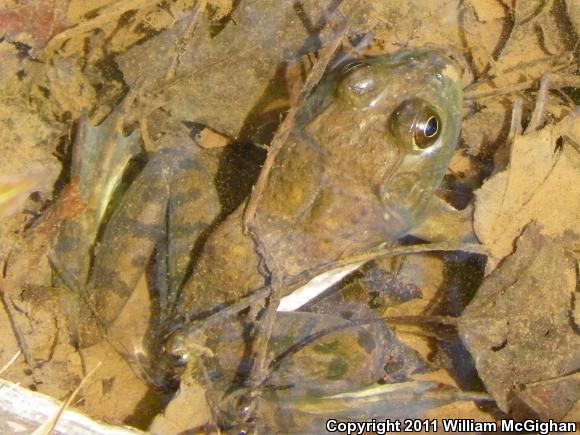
xmin=424 ymin=116 xmax=438 ymax=137
xmin=388 ymin=99 xmax=442 ymax=151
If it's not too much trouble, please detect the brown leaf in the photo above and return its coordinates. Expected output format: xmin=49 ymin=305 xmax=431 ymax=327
xmin=0 ymin=0 xmax=69 ymax=50
xmin=473 ymin=112 xmax=580 ymax=271
xmin=459 ymin=224 xmax=580 ymax=418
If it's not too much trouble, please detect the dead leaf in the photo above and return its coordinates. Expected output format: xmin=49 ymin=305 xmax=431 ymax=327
xmin=149 ymin=378 xmax=213 ymax=434
xmin=462 ymin=101 xmax=510 ymax=156
xmin=566 ymin=0 xmax=580 ymax=35
xmin=459 ymin=224 xmax=580 ymax=418
xmin=196 ymin=127 xmax=231 ymax=149
xmin=473 ymin=112 xmax=580 ymax=271
xmin=116 ymin=0 xmax=377 ymax=139
xmin=3 ymin=177 xmax=85 ymax=286
xmin=0 ymin=0 xmax=68 ymax=50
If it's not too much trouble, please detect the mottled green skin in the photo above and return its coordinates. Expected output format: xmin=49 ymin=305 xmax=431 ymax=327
xmin=56 ymin=49 xmax=463 ymax=395
xmin=55 ymin=132 xmax=222 ymax=345
xmin=86 ymin=147 xmax=220 ymax=328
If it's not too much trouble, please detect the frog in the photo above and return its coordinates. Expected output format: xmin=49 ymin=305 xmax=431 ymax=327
xmin=52 ymin=48 xmax=463 ymax=422
xmin=172 ymin=50 xmax=463 ymax=317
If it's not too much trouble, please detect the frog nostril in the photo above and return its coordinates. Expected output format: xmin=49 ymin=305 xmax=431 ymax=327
xmin=340 ymin=60 xmax=366 ymax=74
xmin=349 ymin=76 xmax=375 ymax=95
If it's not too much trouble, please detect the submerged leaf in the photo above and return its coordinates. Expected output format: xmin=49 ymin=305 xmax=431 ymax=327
xmin=459 ymin=224 xmax=580 ymax=418
xmin=473 ymin=112 xmax=580 ymax=271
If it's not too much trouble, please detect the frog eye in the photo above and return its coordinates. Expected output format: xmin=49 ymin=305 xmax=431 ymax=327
xmin=337 ymin=61 xmax=376 ymax=100
xmin=388 ymin=99 xmax=442 ymax=151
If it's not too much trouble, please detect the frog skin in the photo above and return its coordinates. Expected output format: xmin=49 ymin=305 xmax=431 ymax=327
xmin=55 ymin=49 xmax=463 ymax=399
xmin=54 ymin=138 xmax=223 ymax=345
xmin=174 ymin=49 xmax=463 ymax=322
xmin=164 ymin=50 xmax=463 ymax=399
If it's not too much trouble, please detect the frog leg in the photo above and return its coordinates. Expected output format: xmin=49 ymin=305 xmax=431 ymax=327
xmin=156 ymin=149 xmax=221 ymax=331
xmin=73 ymin=147 xmax=218 ymax=346
xmin=52 ymin=113 xmax=141 ymax=290
xmin=174 ymin=205 xmax=264 ymax=323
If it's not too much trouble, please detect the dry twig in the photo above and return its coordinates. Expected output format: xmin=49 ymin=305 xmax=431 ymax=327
xmin=524 ymin=73 xmax=552 ymax=134
xmin=237 ymin=8 xmax=354 ymax=425
xmin=175 ymin=241 xmax=488 ymax=334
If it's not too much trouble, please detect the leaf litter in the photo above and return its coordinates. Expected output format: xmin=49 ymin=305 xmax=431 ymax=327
xmin=0 ymin=0 xmax=578 ymax=432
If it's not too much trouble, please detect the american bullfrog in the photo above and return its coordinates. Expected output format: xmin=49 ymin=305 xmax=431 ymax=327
xmin=53 ymin=48 xmax=463 ymax=419
xmin=172 ymin=49 xmax=463 ymax=318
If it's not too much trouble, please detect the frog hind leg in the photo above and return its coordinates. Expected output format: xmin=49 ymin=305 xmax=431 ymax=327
xmin=174 ymin=205 xmax=265 ymax=321
xmin=74 ymin=147 xmax=219 ymax=347
xmin=161 ymin=151 xmax=221 ymax=325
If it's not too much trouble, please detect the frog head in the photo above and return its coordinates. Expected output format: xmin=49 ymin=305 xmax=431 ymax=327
xmin=255 ymin=49 xmax=463 ymax=273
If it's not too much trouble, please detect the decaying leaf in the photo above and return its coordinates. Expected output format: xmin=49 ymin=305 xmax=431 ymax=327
xmin=195 ymin=127 xmax=231 ymax=149
xmin=473 ymin=111 xmax=580 ymax=271
xmin=567 ymin=0 xmax=580 ymax=35
xmin=459 ymin=224 xmax=580 ymax=419
xmin=149 ymin=375 xmax=214 ymax=434
xmin=2 ymin=177 xmax=85 ymax=287
xmin=461 ymin=101 xmax=511 ymax=156
xmin=116 ymin=0 xmax=376 ymax=139
xmin=0 ymin=0 xmax=68 ymax=50
xmin=0 ymin=279 xmax=85 ymax=401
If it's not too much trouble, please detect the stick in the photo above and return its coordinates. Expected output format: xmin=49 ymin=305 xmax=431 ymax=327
xmin=174 ymin=242 xmax=488 ymax=333
xmin=242 ymin=25 xmax=348 ymax=234
xmin=524 ymin=73 xmax=552 ymax=133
